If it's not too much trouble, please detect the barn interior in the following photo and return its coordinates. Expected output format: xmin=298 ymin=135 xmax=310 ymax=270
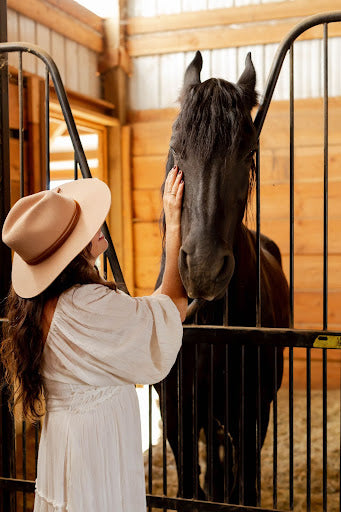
xmin=0 ymin=0 xmax=341 ymax=511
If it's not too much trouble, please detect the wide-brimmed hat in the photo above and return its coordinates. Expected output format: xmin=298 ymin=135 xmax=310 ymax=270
xmin=2 ymin=178 xmax=111 ymax=299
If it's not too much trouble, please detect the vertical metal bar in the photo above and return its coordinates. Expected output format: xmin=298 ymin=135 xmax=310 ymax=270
xmin=148 ymin=385 xmax=152 ymax=512
xmin=289 ymin=347 xmax=294 ymax=510
xmin=0 ymin=7 xmax=16 ymax=511
xmin=177 ymin=352 xmax=183 ymax=497
xmin=289 ymin=44 xmax=295 ymax=329
xmin=207 ymin=343 xmax=214 ymax=501
xmin=161 ymin=379 xmax=167 ymax=504
xmin=0 ymin=3 xmax=11 ymax=316
xmin=224 ymin=344 xmax=230 ymax=502
xmin=255 ymin=147 xmax=262 ymax=506
xmin=18 ymin=52 xmax=24 ymax=198
xmin=306 ymin=348 xmax=311 ymax=512
xmin=45 ymin=67 xmax=50 ymax=190
xmin=256 ymin=346 xmax=262 ymax=506
xmin=339 ymin=364 xmax=341 ymax=512
xmin=223 ymin=290 xmax=229 ymax=326
xmin=74 ymin=157 xmax=78 ymax=180
xmin=272 ymin=348 xmax=278 ymax=509
xmin=103 ymin=253 xmax=108 ymax=280
xmin=223 ymin=291 xmax=229 ymax=502
xmin=22 ymin=420 xmax=26 ymax=512
xmin=239 ymin=346 xmax=245 ymax=505
xmin=193 ymin=344 xmax=198 ymax=499
xmin=322 ymin=23 xmax=329 ymax=512
xmin=255 ymin=148 xmax=261 ymax=327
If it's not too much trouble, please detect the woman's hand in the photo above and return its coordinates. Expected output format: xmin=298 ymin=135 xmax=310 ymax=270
xmin=163 ymin=166 xmax=184 ymax=230
xmin=156 ymin=165 xmax=187 ymax=322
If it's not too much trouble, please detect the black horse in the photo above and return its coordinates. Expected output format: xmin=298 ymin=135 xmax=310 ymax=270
xmin=155 ymin=51 xmax=289 ymax=506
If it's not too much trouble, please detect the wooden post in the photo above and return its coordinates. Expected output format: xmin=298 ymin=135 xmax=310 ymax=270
xmin=26 ymin=76 xmax=46 ymax=193
xmin=121 ymin=125 xmax=134 ymax=294
xmin=100 ymin=0 xmax=131 ymax=284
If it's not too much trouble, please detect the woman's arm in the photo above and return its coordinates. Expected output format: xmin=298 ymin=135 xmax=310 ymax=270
xmin=152 ymin=166 xmax=187 ymax=322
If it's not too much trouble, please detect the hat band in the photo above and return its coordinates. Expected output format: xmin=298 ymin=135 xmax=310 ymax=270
xmin=26 ymin=201 xmax=81 ymax=265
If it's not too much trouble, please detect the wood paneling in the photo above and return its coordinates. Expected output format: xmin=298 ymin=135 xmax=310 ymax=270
xmin=122 ymin=126 xmax=135 ymax=295
xmin=127 ymin=0 xmax=341 ymax=36
xmin=8 ymin=0 xmax=103 ymax=52
xmin=132 ymin=181 xmax=341 ymax=224
xmin=132 ymin=145 xmax=341 ymax=190
xmin=45 ymin=0 xmax=103 ymax=34
xmin=131 ymin=98 xmax=341 ymax=155
xmin=128 ymin=19 xmax=341 ymax=57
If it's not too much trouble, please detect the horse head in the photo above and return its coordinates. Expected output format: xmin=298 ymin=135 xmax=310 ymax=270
xmin=166 ymin=51 xmax=258 ymax=301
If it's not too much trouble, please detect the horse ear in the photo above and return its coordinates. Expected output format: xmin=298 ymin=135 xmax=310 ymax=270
xmin=183 ymin=51 xmax=202 ymax=91
xmin=237 ymin=52 xmax=258 ymax=110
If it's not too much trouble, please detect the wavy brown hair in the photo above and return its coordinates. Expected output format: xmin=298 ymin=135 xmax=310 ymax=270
xmin=1 ymin=243 xmax=116 ymax=422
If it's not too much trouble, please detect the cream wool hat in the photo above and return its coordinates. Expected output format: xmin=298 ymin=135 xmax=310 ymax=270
xmin=2 ymin=178 xmax=111 ymax=299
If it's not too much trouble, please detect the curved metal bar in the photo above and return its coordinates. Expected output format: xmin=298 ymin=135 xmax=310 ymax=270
xmin=0 ymin=42 xmax=128 ymax=293
xmin=254 ymin=11 xmax=341 ymax=137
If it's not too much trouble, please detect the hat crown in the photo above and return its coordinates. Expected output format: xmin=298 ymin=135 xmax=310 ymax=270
xmin=2 ymin=188 xmax=79 ymax=263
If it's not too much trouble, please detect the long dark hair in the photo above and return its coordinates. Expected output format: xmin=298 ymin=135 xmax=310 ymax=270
xmin=1 ymin=243 xmax=116 ymax=422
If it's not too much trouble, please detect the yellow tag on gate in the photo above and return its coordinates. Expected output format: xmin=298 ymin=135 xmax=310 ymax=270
xmin=313 ymin=335 xmax=341 ymax=348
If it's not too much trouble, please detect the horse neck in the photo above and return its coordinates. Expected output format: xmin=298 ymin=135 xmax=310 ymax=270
xmin=226 ymin=223 xmax=259 ymax=325
xmin=232 ymin=223 xmax=257 ymax=277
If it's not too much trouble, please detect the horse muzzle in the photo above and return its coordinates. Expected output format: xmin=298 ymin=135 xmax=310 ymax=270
xmin=179 ymin=247 xmax=235 ymax=300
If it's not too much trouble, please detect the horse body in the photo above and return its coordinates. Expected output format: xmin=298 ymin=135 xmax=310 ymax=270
xmin=155 ymin=51 xmax=289 ymax=505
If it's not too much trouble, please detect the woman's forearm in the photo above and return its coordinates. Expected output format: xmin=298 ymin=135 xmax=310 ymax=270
xmin=154 ymin=166 xmax=188 ymax=322
xmin=160 ymin=227 xmax=187 ymax=321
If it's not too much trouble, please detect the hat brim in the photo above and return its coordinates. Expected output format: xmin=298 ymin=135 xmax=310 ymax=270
xmin=11 ymin=178 xmax=111 ymax=299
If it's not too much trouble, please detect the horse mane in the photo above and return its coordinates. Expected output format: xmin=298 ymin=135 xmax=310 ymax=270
xmin=175 ymin=78 xmax=256 ymax=162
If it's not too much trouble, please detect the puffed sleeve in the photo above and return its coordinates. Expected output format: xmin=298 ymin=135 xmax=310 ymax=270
xmin=43 ymin=284 xmax=183 ymax=386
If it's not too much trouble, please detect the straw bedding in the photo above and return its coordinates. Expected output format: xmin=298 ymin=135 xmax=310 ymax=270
xmin=144 ymin=387 xmax=340 ymax=511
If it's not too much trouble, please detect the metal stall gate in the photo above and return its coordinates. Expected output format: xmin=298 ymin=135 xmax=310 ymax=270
xmin=0 ymin=6 xmax=340 ymax=512
xmin=145 ymin=11 xmax=341 ymax=512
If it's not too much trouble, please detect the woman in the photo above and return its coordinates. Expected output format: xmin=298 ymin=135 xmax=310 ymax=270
xmin=1 ymin=168 xmax=187 ymax=512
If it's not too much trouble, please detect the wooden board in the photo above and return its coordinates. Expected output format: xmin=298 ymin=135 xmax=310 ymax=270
xmin=122 ymin=126 xmax=135 ymax=295
xmin=8 ymin=0 xmax=103 ymax=52
xmin=127 ymin=19 xmax=341 ymax=57
xmin=127 ymin=0 xmax=341 ymax=35
xmin=132 ymin=181 xmax=341 ymax=224
xmin=132 ymin=146 xmax=341 ymax=190
xmin=131 ymin=98 xmax=341 ymax=155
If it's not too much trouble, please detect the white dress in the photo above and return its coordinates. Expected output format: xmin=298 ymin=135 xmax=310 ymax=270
xmin=33 ymin=284 xmax=183 ymax=512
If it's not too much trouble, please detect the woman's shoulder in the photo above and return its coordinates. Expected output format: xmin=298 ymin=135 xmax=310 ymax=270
xmin=59 ymin=283 xmax=117 ymax=310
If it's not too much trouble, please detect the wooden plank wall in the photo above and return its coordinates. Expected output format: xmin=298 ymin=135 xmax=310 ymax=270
xmin=7 ymin=8 xmax=100 ymax=98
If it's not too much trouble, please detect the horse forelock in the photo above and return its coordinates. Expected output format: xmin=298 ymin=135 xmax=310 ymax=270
xmin=175 ymin=78 xmax=250 ymax=162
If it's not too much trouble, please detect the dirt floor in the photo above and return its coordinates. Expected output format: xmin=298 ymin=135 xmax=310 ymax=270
xmin=144 ymin=387 xmax=341 ymax=512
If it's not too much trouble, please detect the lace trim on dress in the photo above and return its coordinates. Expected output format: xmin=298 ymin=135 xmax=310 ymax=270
xmin=35 ymin=487 xmax=69 ymax=511
xmin=45 ymin=383 xmax=122 ymax=414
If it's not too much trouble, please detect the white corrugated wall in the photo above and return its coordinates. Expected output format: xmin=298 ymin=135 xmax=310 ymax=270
xmin=7 ymin=9 xmax=100 ymax=99
xmin=127 ymin=0 xmax=341 ymax=110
